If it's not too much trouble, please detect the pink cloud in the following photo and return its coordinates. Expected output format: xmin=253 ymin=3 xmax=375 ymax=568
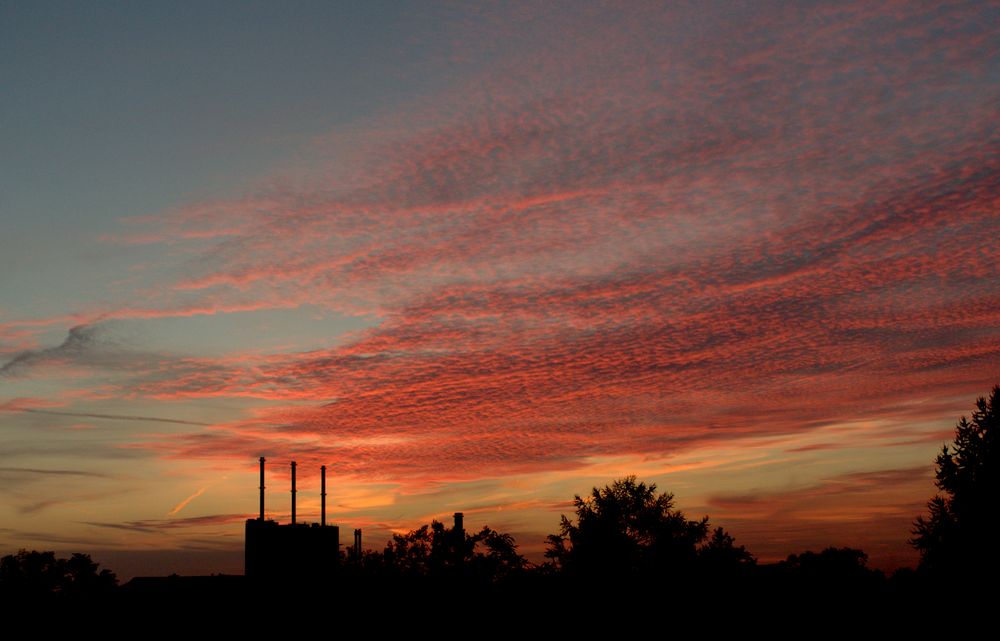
xmin=3 ymin=0 xmax=997 ymax=564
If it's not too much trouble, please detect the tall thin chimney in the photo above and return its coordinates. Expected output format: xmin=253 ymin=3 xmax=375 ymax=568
xmin=258 ymin=457 xmax=265 ymax=521
xmin=290 ymin=460 xmax=297 ymax=525
xmin=320 ymin=465 xmax=327 ymax=527
xmin=453 ymin=512 xmax=464 ymax=534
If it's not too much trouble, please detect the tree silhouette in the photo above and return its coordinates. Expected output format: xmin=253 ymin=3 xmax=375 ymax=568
xmin=911 ymin=384 xmax=999 ymax=578
xmin=382 ymin=520 xmax=526 ymax=583
xmin=467 ymin=526 xmax=528 ymax=582
xmin=382 ymin=521 xmax=450 ymax=576
xmin=783 ymin=547 xmax=874 ymax=582
xmin=0 ymin=550 xmax=117 ymax=602
xmin=699 ymin=526 xmax=756 ymax=570
xmin=546 ymin=475 xmax=710 ymax=578
xmin=775 ymin=546 xmax=885 ymax=604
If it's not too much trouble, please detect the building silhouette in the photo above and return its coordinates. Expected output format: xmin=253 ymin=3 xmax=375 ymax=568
xmin=245 ymin=458 xmax=340 ymax=580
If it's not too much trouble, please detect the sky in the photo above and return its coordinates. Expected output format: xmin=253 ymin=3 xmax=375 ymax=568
xmin=1 ymin=0 xmax=998 ymax=579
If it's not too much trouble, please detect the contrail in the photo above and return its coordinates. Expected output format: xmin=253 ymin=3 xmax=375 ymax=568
xmin=168 ymin=487 xmax=207 ymax=516
xmin=0 ymin=467 xmax=110 ymax=478
xmin=17 ymin=408 xmax=211 ymax=426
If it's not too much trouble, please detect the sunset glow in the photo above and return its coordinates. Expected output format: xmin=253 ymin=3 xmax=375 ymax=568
xmin=1 ymin=1 xmax=997 ymax=579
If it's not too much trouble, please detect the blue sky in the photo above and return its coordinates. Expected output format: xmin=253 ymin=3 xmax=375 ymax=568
xmin=1 ymin=1 xmax=998 ymax=578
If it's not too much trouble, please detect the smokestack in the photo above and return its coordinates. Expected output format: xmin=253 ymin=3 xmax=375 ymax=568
xmin=453 ymin=512 xmax=464 ymax=534
xmin=290 ymin=461 xmax=297 ymax=525
xmin=321 ymin=465 xmax=327 ymax=527
xmin=258 ymin=457 xmax=265 ymax=521
xmin=354 ymin=528 xmax=362 ymax=558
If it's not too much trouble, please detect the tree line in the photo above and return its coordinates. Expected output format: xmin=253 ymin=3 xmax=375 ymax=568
xmin=341 ymin=384 xmax=997 ymax=595
xmin=3 ymin=384 xmax=996 ymax=611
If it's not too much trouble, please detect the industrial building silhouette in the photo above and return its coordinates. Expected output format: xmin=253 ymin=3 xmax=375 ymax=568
xmin=245 ymin=457 xmax=465 ymax=578
xmin=244 ymin=458 xmax=340 ymax=579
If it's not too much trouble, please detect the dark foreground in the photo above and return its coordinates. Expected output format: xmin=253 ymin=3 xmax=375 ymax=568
xmin=4 ymin=563 xmax=990 ymax=635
